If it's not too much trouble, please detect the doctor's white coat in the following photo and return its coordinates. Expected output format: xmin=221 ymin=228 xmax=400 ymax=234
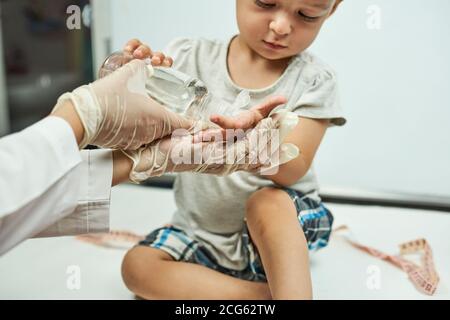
xmin=0 ymin=117 xmax=112 ymax=256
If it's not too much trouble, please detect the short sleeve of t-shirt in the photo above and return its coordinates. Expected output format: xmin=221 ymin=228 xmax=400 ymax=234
xmin=287 ymin=62 xmax=346 ymax=127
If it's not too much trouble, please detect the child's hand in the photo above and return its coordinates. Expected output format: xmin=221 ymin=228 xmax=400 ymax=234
xmin=123 ymin=39 xmax=173 ymax=67
xmin=210 ymin=95 xmax=287 ymax=130
xmin=123 ymin=110 xmax=300 ymax=182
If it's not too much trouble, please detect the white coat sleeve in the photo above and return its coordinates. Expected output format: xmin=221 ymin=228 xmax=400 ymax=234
xmin=0 ymin=116 xmax=112 ymax=256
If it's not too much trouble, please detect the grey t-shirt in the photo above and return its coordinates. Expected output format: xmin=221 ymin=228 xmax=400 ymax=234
xmin=164 ymin=36 xmax=346 ymax=270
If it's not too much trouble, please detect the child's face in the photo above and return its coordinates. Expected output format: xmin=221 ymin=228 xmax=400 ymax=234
xmin=236 ymin=0 xmax=340 ymax=60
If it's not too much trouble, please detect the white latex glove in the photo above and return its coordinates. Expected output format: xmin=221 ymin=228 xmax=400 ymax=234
xmin=123 ymin=110 xmax=300 ymax=183
xmin=53 ymin=59 xmax=203 ymax=150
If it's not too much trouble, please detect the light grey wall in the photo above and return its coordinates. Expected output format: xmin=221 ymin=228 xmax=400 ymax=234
xmin=108 ymin=0 xmax=238 ymax=51
xmin=102 ymin=0 xmax=450 ymax=197
xmin=310 ymin=0 xmax=450 ymax=197
xmin=91 ymin=0 xmax=112 ymax=78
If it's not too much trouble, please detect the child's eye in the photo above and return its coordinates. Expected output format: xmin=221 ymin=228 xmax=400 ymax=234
xmin=254 ymin=0 xmax=275 ymax=9
xmin=298 ymin=11 xmax=320 ymax=22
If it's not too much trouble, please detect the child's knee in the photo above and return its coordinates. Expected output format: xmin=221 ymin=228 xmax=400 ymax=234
xmin=246 ymin=187 xmax=289 ymax=227
xmin=247 ymin=187 xmax=286 ymax=212
xmin=121 ymin=247 xmax=144 ymax=292
xmin=121 ymin=246 xmax=167 ymax=293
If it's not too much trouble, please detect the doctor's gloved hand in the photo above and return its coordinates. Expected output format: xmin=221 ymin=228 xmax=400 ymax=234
xmin=122 ymin=110 xmax=300 ymax=183
xmin=52 ymin=59 xmax=199 ymax=150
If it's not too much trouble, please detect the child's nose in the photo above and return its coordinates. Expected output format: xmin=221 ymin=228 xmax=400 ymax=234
xmin=269 ymin=14 xmax=292 ymax=36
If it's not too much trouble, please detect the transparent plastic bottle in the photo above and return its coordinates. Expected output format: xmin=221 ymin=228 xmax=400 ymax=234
xmin=98 ymin=51 xmax=246 ymax=121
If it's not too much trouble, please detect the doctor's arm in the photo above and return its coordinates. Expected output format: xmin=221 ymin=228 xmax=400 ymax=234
xmin=0 ymin=100 xmax=132 ymax=256
xmin=51 ymin=100 xmax=132 ymax=187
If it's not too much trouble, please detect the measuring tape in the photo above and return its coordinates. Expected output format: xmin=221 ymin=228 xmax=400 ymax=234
xmin=333 ymin=226 xmax=440 ymax=295
xmin=76 ymin=230 xmax=145 ymax=250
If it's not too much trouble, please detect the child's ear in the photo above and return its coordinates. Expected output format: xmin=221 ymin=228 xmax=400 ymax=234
xmin=329 ymin=0 xmax=343 ymax=17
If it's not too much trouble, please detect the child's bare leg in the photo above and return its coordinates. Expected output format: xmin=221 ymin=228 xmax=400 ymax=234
xmin=121 ymin=246 xmax=271 ymax=300
xmin=246 ymin=187 xmax=313 ymax=300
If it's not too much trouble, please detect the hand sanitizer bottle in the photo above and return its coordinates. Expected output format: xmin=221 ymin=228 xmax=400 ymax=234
xmin=98 ymin=51 xmax=248 ymax=121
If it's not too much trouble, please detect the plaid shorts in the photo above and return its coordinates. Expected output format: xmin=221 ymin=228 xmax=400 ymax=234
xmin=138 ymin=188 xmax=334 ymax=282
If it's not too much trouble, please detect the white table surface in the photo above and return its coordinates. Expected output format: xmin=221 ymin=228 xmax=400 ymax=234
xmin=0 ymin=184 xmax=448 ymax=300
